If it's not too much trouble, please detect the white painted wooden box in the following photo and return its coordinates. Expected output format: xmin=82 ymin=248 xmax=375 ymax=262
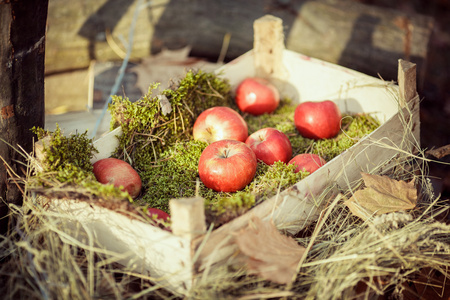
xmin=43 ymin=15 xmax=420 ymax=296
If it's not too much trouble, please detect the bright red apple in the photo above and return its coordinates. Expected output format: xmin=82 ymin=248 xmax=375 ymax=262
xmin=294 ymin=100 xmax=342 ymax=139
xmin=235 ymin=77 xmax=280 ymax=116
xmin=198 ymin=139 xmax=257 ymax=192
xmin=193 ymin=106 xmax=248 ymax=143
xmin=245 ymin=127 xmax=292 ymax=165
xmin=288 ymin=154 xmax=326 ymax=174
xmin=93 ymin=157 xmax=142 ymax=198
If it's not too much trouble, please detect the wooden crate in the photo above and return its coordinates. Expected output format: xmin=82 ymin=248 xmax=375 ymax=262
xmin=41 ymin=15 xmax=420 ymax=296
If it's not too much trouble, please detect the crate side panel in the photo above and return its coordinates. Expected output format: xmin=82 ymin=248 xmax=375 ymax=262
xmin=47 ymin=199 xmax=193 ymax=294
xmin=91 ymin=127 xmax=122 ymax=163
xmin=216 ymin=50 xmax=399 ymax=123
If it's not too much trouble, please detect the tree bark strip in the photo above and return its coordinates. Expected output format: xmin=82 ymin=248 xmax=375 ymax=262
xmin=0 ymin=1 xmax=48 ymax=233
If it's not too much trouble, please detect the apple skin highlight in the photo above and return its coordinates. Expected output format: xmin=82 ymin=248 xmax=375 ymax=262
xmin=235 ymin=77 xmax=280 ymax=116
xmin=193 ymin=106 xmax=248 ymax=143
xmin=245 ymin=127 xmax=292 ymax=165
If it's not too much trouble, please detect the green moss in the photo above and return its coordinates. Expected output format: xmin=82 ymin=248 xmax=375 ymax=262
xmin=247 ymin=161 xmax=308 ymax=200
xmin=138 ymin=140 xmax=208 ymax=212
xmin=245 ymin=98 xmax=297 ymax=134
xmin=202 ymin=162 xmax=308 ymax=226
xmin=31 ymin=125 xmax=131 ymax=201
xmin=33 ymin=124 xmax=97 ymax=173
xmin=135 ymin=139 xmax=307 ymax=217
xmin=307 ymin=113 xmax=380 ymax=161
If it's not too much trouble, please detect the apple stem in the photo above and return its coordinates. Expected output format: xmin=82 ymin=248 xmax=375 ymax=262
xmin=220 ymin=148 xmax=231 ymax=159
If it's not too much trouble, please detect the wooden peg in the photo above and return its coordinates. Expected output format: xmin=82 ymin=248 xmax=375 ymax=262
xmin=169 ymin=197 xmax=206 ymax=240
xmin=34 ymin=136 xmax=51 ymax=163
xmin=397 ymin=59 xmax=417 ymax=107
xmin=253 ymin=15 xmax=287 ymax=81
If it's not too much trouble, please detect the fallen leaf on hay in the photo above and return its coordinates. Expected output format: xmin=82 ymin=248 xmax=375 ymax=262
xmin=236 ymin=216 xmax=306 ymax=284
xmin=344 ymin=173 xmax=417 ymax=220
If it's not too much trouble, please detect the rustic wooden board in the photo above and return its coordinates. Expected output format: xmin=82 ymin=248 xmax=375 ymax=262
xmin=46 ymin=0 xmax=433 ymax=82
xmin=45 ymin=198 xmax=193 ymax=295
xmin=45 ymin=0 xmax=166 ymax=74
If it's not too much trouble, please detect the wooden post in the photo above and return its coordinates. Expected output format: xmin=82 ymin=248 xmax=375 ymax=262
xmin=0 ymin=1 xmax=48 ymax=233
xmin=253 ymin=15 xmax=287 ymax=81
xmin=398 ymin=59 xmax=418 ymax=107
xmin=169 ymin=197 xmax=206 ymax=240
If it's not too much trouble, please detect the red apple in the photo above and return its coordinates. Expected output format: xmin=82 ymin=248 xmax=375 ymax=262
xmin=198 ymin=139 xmax=257 ymax=192
xmin=146 ymin=207 xmax=170 ymax=221
xmin=235 ymin=77 xmax=280 ymax=115
xmin=294 ymin=100 xmax=342 ymax=139
xmin=93 ymin=158 xmax=142 ymax=198
xmin=288 ymin=154 xmax=326 ymax=174
xmin=245 ymin=127 xmax=292 ymax=165
xmin=193 ymin=106 xmax=248 ymax=143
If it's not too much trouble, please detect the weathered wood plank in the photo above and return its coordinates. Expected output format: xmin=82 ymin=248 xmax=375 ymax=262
xmin=170 ymin=197 xmax=206 ymax=240
xmin=45 ymin=198 xmax=193 ymax=295
xmin=45 ymin=0 xmax=169 ymax=73
xmin=46 ymin=0 xmax=433 ymax=83
xmin=253 ymin=15 xmax=286 ymax=81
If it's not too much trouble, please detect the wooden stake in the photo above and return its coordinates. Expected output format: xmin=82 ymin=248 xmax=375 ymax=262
xmin=398 ymin=59 xmax=417 ymax=107
xmin=253 ymin=15 xmax=287 ymax=81
xmin=169 ymin=197 xmax=206 ymax=240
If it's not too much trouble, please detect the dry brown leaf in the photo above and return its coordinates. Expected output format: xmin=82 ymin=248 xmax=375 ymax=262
xmin=344 ymin=173 xmax=417 ymax=220
xmin=236 ymin=216 xmax=306 ymax=284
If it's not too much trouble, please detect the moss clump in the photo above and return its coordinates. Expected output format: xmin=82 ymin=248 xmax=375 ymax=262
xmin=33 ymin=125 xmax=97 ymax=174
xmin=135 ymin=139 xmax=307 ymax=219
xmin=31 ymin=125 xmax=131 ymax=201
xmin=108 ymin=70 xmax=235 ymax=169
xmin=247 ymin=161 xmax=308 ymax=200
xmin=137 ymin=139 xmax=208 ymax=212
xmin=245 ymin=98 xmax=297 ymax=134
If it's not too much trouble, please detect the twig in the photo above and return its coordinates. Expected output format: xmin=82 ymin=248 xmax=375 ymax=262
xmin=426 ymin=144 xmax=450 ymax=159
